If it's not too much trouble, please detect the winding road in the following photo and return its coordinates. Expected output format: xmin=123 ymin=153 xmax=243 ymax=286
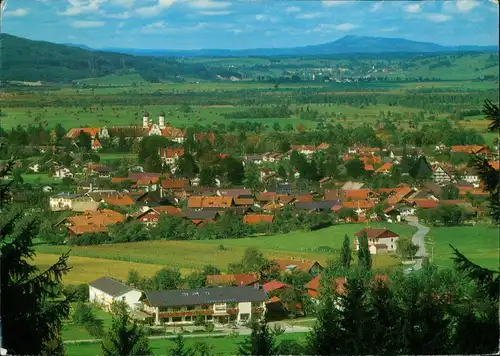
xmin=407 ymin=218 xmax=431 ymax=270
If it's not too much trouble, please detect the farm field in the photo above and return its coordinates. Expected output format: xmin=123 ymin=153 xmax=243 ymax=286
xmin=32 ymin=254 xmax=166 ymax=284
xmin=425 ymin=224 xmax=499 ymax=270
xmin=34 ymin=223 xmax=413 ymax=284
xmin=64 ymin=332 xmax=308 ymax=356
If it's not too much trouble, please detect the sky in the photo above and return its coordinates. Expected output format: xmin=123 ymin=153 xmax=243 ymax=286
xmin=2 ymin=0 xmax=499 ymax=50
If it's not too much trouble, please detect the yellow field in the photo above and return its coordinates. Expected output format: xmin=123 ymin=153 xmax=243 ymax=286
xmin=32 ymin=253 xmax=168 ymax=284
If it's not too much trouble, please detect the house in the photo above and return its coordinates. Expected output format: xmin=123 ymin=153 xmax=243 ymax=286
xmin=305 ymin=275 xmax=347 ymax=299
xmin=234 ymin=198 xmax=255 ymax=207
xmin=374 ymin=162 xmax=393 ymax=175
xmin=450 ymin=145 xmax=489 ymax=155
xmin=141 ymin=286 xmax=268 ymax=325
xmin=316 ymin=142 xmax=330 ymax=150
xmin=182 ymin=210 xmax=220 ymax=227
xmin=354 ymin=228 xmax=400 ymax=254
xmin=102 ymin=194 xmax=135 ymax=207
xmin=163 ymin=126 xmax=187 ymax=143
xmin=159 ymin=148 xmax=185 ymax=166
xmin=132 ymin=177 xmax=160 ymax=192
xmin=432 ymin=165 xmax=453 ymax=184
xmin=188 ymin=196 xmax=233 ymax=209
xmin=206 ymin=273 xmax=260 ymax=287
xmin=275 ymin=183 xmax=294 ymax=195
xmin=295 ymin=200 xmax=339 ymax=212
xmin=161 ymin=179 xmax=191 ymax=192
xmin=134 ymin=191 xmax=178 ymax=207
xmin=65 ymin=127 xmax=100 ymax=139
xmin=291 ymin=145 xmax=316 ymax=156
xmin=259 ymin=168 xmax=276 ymax=182
xmin=217 ymin=189 xmax=253 ymax=198
xmin=344 ymin=189 xmax=379 ymax=201
xmin=273 ymin=259 xmax=323 ymax=277
xmin=89 ymin=277 xmax=142 ymax=312
xmin=262 ymin=153 xmax=282 ymax=163
xmin=53 ymin=167 xmax=73 ymax=179
xmin=341 ymin=181 xmax=366 ymax=190
xmin=58 ymin=209 xmax=126 ymax=236
xmin=134 ymin=206 xmax=184 ymax=226
xmin=91 ymin=139 xmax=102 ymax=151
xmin=461 ymin=167 xmax=480 ymax=187
xmin=341 ymin=200 xmax=376 ymax=214
xmin=243 ymin=155 xmax=264 ymax=166
xmin=49 ymin=193 xmax=83 ymax=211
xmin=263 ymin=280 xmax=291 ymax=293
xmin=243 ymin=214 xmax=274 ymax=225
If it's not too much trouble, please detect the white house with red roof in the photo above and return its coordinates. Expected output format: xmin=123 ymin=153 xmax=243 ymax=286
xmin=354 ymin=227 xmax=400 ymax=254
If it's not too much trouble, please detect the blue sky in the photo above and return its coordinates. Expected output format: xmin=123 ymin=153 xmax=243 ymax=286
xmin=2 ymin=0 xmax=499 ymax=50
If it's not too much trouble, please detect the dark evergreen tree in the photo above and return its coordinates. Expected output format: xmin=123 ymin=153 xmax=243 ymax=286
xmin=168 ymin=334 xmax=193 ymax=356
xmin=340 ymin=234 xmax=352 ymax=269
xmin=237 ymin=318 xmax=276 ymax=356
xmin=0 ymin=160 xmax=71 ymax=355
xmin=307 ymin=293 xmax=343 ymax=355
xmin=357 ymin=232 xmax=372 ymax=270
xmin=408 ymin=155 xmax=433 ymax=181
xmin=101 ymin=302 xmax=152 ymax=356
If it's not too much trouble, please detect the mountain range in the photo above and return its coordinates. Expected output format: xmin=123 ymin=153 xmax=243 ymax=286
xmin=92 ymin=35 xmax=498 ymax=57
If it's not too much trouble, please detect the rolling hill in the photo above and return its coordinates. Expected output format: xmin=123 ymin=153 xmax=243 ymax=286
xmin=97 ymin=35 xmax=499 ymax=57
xmin=0 ymin=34 xmax=239 ymax=83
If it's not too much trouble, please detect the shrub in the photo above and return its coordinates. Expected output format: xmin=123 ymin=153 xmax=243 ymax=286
xmin=63 ymin=284 xmax=89 ymax=302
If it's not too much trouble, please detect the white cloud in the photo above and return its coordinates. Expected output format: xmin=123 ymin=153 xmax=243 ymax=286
xmin=296 ymin=12 xmax=322 ymax=19
xmin=285 ymin=6 xmax=301 ymax=13
xmin=135 ymin=0 xmax=177 ymax=17
xmin=105 ymin=11 xmax=130 ymax=19
xmin=370 ymin=2 xmax=383 ymax=12
xmin=425 ymin=13 xmax=452 ymax=22
xmin=404 ymin=3 xmax=421 ymax=13
xmin=381 ymin=27 xmax=397 ymax=32
xmin=456 ymin=0 xmax=479 ymax=12
xmin=110 ymin=0 xmax=136 ymax=7
xmin=58 ymin=0 xmax=104 ymax=16
xmin=4 ymin=8 xmax=29 ymax=17
xmin=335 ymin=23 xmax=359 ymax=31
xmin=229 ymin=29 xmax=242 ymax=35
xmin=255 ymin=14 xmax=279 ymax=22
xmin=140 ymin=21 xmax=208 ymax=34
xmin=311 ymin=23 xmax=359 ymax=33
xmin=189 ymin=0 xmax=231 ymax=9
xmin=322 ymin=1 xmax=344 ymax=7
xmin=72 ymin=20 xmax=105 ymax=28
xmin=199 ymin=10 xmax=232 ymax=15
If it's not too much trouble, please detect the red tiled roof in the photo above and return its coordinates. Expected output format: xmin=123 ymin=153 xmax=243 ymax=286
xmin=374 ymin=162 xmax=393 ymax=173
xmin=413 ymin=199 xmax=439 ymax=209
xmin=354 ymin=228 xmax=399 ymax=239
xmin=263 ymin=280 xmax=290 ymax=292
xmin=161 ymin=126 xmax=185 ymax=139
xmin=342 ymin=200 xmax=375 ymax=209
xmin=488 ymin=161 xmax=499 ymax=170
xmin=274 ymin=259 xmax=320 ymax=273
xmin=206 ymin=273 xmax=259 ymax=286
xmin=102 ymin=195 xmax=135 ymax=206
xmin=291 ymin=145 xmax=316 ymax=152
xmin=194 ymin=132 xmax=216 ymax=144
xmin=161 ymin=179 xmax=190 ymax=190
xmin=451 ymin=145 xmax=488 ymax=154
xmin=159 ymin=148 xmax=185 ymax=159
xmin=65 ymin=127 xmax=100 ymax=139
xmin=243 ymin=214 xmax=274 ymax=225
xmin=344 ymin=189 xmax=377 ymax=200
xmin=296 ymin=194 xmax=313 ymax=203
xmin=188 ymin=196 xmax=233 ymax=208
xmin=234 ymin=198 xmax=254 ymax=206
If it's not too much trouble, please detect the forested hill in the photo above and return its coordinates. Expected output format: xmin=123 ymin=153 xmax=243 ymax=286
xmin=0 ymin=33 xmax=239 ymax=83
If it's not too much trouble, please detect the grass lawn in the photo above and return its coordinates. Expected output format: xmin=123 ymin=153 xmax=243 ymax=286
xmin=65 ymin=332 xmax=308 ymax=356
xmin=21 ymin=173 xmax=60 ymax=185
xmin=32 ymin=254 xmax=167 ymax=284
xmin=425 ymin=224 xmax=499 ymax=270
xmin=34 ymin=223 xmax=413 ymax=283
xmin=62 ymin=303 xmax=113 ymax=341
xmin=98 ymin=153 xmax=138 ymax=161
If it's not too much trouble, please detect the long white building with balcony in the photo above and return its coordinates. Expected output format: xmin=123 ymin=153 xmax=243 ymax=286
xmin=141 ymin=286 xmax=268 ymax=325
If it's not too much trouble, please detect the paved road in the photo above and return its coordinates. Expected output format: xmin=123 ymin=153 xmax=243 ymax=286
xmin=407 ymin=219 xmax=430 ymax=270
xmin=63 ymin=325 xmax=312 ymax=344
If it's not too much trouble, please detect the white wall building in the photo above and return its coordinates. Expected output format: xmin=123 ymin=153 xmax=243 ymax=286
xmin=88 ymin=277 xmax=143 ymax=312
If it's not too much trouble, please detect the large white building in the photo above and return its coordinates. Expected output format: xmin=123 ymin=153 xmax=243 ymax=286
xmin=141 ymin=286 xmax=268 ymax=325
xmin=354 ymin=227 xmax=401 ymax=255
xmin=88 ymin=277 xmax=143 ymax=312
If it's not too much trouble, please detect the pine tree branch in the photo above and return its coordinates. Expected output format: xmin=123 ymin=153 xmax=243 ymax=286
xmin=483 ymin=99 xmax=499 ymax=133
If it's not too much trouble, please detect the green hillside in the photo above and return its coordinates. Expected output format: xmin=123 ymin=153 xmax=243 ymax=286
xmin=0 ymin=34 xmax=239 ymax=83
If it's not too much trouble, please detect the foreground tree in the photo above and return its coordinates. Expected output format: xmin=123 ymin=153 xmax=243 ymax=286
xmin=168 ymin=334 xmax=193 ymax=356
xmin=357 ymin=232 xmax=372 ymax=270
xmin=237 ymin=318 xmax=276 ymax=356
xmin=101 ymin=302 xmax=152 ymax=356
xmin=0 ymin=160 xmax=71 ymax=355
xmin=340 ymin=234 xmax=352 ymax=269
